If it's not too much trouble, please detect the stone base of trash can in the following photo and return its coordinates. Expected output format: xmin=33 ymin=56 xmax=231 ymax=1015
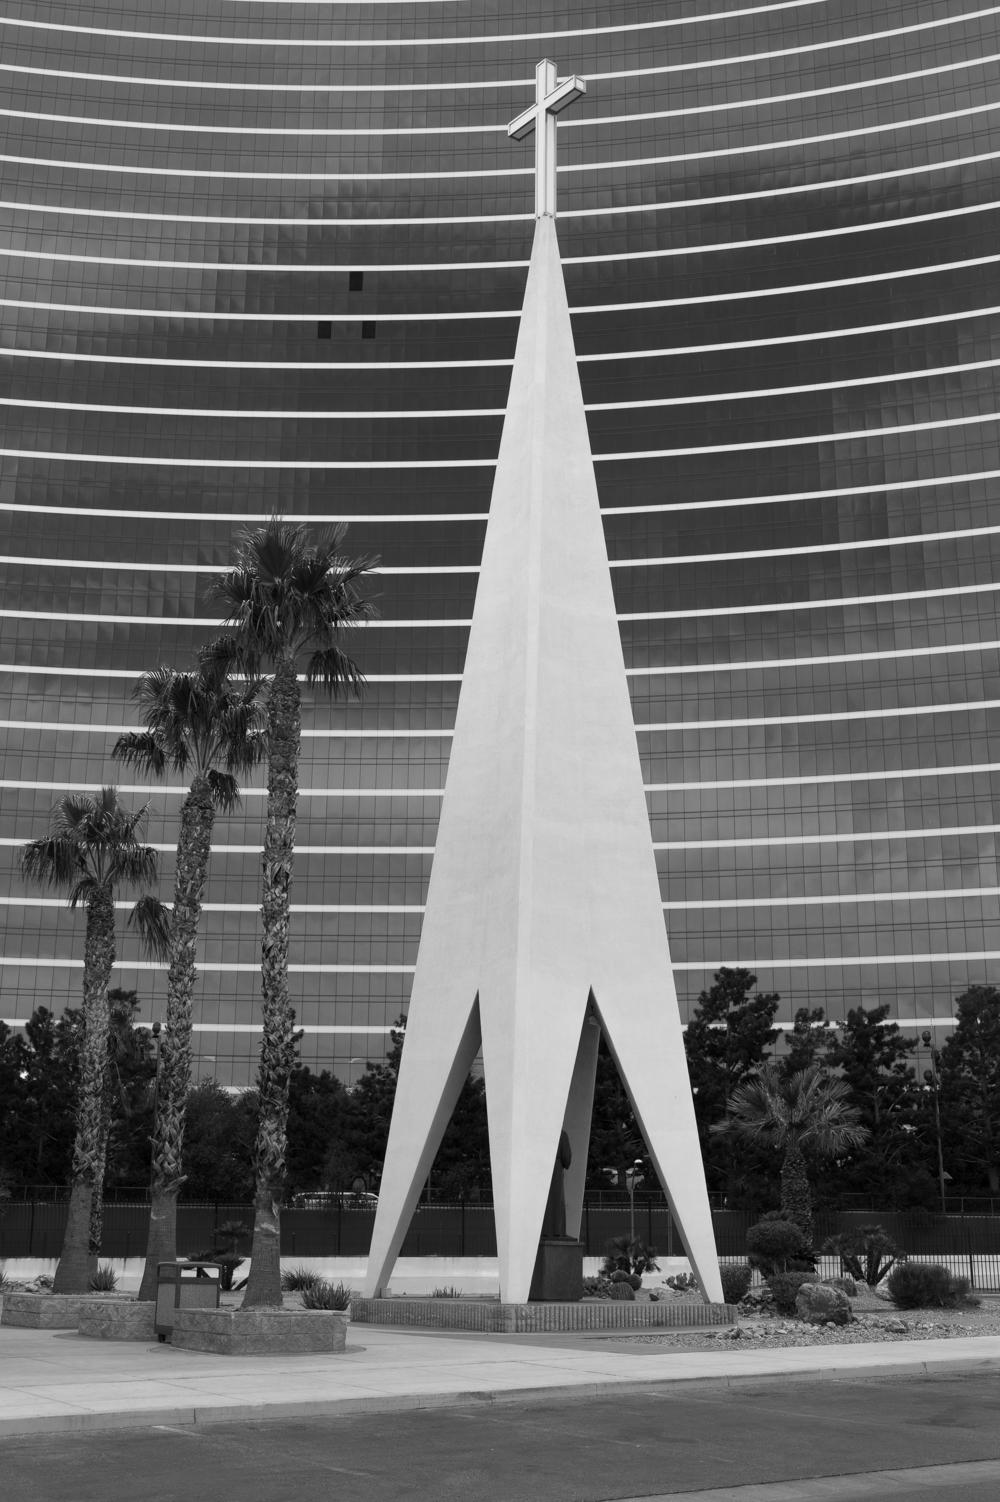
xmin=170 ymin=1307 xmax=349 ymax=1355
xmin=77 ymin=1300 xmax=157 ymax=1341
xmin=1 ymin=1293 xmax=126 ymax=1329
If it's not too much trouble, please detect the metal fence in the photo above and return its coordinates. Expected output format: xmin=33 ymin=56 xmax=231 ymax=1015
xmin=4 ymin=1201 xmax=1000 ymax=1287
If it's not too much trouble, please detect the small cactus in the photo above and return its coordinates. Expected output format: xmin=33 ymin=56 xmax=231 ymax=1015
xmin=628 ymin=1274 xmax=642 ymax=1291
xmin=610 ymin=1269 xmax=632 ymax=1284
xmin=609 ymin=1280 xmax=635 ymax=1301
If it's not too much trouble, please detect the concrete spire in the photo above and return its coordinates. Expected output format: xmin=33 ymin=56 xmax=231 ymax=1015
xmin=363 ymin=216 xmax=723 ymax=1305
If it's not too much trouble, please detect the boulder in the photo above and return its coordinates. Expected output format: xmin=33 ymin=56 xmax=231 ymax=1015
xmin=795 ymin=1282 xmax=853 ymax=1326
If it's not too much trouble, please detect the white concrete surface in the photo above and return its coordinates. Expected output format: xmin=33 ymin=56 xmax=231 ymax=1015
xmin=365 ymin=214 xmax=721 ymax=1306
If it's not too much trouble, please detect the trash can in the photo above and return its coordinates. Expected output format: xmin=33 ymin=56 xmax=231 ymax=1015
xmin=155 ymin=1260 xmax=222 ymax=1341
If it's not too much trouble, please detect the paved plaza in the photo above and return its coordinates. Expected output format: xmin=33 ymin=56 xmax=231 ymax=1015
xmin=2 ymin=1320 xmax=1000 ymax=1438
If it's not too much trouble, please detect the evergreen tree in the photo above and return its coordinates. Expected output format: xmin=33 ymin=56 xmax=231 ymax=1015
xmin=938 ymin=985 xmax=1000 ymax=1194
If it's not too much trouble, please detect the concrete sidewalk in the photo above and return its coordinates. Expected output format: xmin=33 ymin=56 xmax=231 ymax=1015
xmin=3 ymin=1323 xmax=1000 ymax=1438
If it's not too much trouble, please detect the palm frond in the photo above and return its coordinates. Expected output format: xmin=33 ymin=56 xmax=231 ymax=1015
xmin=128 ymin=894 xmax=171 ymax=960
xmin=20 ymin=835 xmax=82 ymax=889
xmin=304 ymin=644 xmax=366 ymax=698
xmin=112 ymin=731 xmax=167 ymax=778
xmin=207 ymin=769 xmax=241 ymax=812
xmin=110 ymin=842 xmax=161 ymax=891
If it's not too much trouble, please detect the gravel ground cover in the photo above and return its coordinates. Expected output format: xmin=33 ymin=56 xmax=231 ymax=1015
xmin=617 ymin=1295 xmax=1000 ymax=1349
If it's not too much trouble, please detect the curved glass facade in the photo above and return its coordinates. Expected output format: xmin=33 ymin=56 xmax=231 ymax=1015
xmin=2 ymin=0 xmax=999 ymax=1082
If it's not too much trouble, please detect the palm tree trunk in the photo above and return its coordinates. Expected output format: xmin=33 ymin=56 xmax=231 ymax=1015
xmin=780 ymin=1140 xmax=814 ymax=1243
xmin=53 ymin=887 xmax=116 ymax=1294
xmin=138 ymin=778 xmax=214 ymax=1300
xmin=243 ymin=655 xmax=300 ymax=1308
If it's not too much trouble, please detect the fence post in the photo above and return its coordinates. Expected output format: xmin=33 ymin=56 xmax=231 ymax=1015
xmin=28 ymin=1196 xmax=36 ymax=1257
xmin=461 ymin=1198 xmax=466 ymax=1257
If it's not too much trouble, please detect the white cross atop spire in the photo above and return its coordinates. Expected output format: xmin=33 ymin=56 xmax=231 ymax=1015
xmin=508 ymin=58 xmax=586 ymax=219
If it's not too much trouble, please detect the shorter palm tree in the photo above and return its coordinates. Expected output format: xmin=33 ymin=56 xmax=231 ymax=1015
xmin=114 ymin=655 xmax=264 ymax=1300
xmin=21 ymin=789 xmax=167 ymax=1293
xmin=714 ymin=1062 xmax=869 ymax=1239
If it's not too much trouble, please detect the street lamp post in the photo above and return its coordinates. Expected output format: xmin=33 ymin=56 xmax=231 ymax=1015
xmin=921 ymin=1029 xmax=948 ymax=1214
xmin=626 ymin=1159 xmax=644 ymax=1244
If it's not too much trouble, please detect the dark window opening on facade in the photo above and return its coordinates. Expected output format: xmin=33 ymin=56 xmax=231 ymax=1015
xmin=361 ymin=322 xmax=376 ymax=339
xmin=317 ymin=321 xmax=332 ymax=338
xmin=349 ymin=271 xmax=364 ymax=292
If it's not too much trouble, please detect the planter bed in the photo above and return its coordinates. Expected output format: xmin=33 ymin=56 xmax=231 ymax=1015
xmin=1 ymin=1292 xmax=130 ymax=1330
xmin=350 ymin=1296 xmax=734 ymax=1334
xmin=170 ymin=1306 xmax=349 ymax=1356
xmin=77 ymin=1300 xmax=157 ymax=1341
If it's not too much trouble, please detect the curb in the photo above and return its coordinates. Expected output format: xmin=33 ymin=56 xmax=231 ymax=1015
xmin=2 ymin=1348 xmax=999 ymax=1439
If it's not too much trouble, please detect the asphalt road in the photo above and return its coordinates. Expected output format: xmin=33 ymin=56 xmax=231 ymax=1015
xmin=4 ymin=1376 xmax=1000 ymax=1502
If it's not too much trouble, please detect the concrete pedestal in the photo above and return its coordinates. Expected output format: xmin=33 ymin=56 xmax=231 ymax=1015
xmin=529 ymin=1239 xmax=584 ymax=1302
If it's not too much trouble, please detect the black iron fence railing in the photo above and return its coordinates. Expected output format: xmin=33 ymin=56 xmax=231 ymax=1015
xmin=3 ymin=1202 xmax=1000 ymax=1288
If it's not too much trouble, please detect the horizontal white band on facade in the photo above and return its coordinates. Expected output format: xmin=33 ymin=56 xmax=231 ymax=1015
xmin=2 ymin=761 xmax=998 ymax=802
xmin=3 ymin=144 xmax=994 ymax=210
xmin=650 ymin=762 xmax=1000 ymax=792
xmin=634 ymin=640 xmax=1000 ymax=677
xmin=4 ymin=639 xmax=1000 ymax=686
xmin=6 ymin=95 xmax=993 ymax=160
xmin=4 ymin=244 xmax=996 ymax=317
xmin=2 ymin=525 xmax=996 ymax=581
xmin=5 ymin=302 xmax=997 ymax=376
xmin=638 ymin=700 xmax=1000 ymax=734
xmin=0 ymin=3 xmax=944 ymax=51
xmin=5 ymin=353 xmax=997 ymax=422
xmin=0 ymin=719 xmax=453 ymax=739
xmin=3 ymin=578 xmax=999 ymax=630
xmin=4 ymin=194 xmax=996 ymax=259
xmin=0 ymin=838 xmax=432 ymax=855
xmin=4 ymin=696 xmax=998 ymax=742
xmin=1 ymin=37 xmax=990 ymax=109
xmin=3 ymin=407 xmax=998 ymax=473
xmin=670 ymin=953 xmax=1000 ymax=971
xmin=0 ymin=957 xmax=417 ymax=973
xmin=1 ymin=468 xmax=994 ymax=528
xmin=1 ymin=522 xmax=993 ymax=580
xmin=664 ymin=887 xmax=1000 ymax=909
xmin=0 ymin=780 xmax=444 ymax=800
xmin=621 ymin=578 xmax=1000 ymax=622
xmin=0 ymin=895 xmax=427 ymax=914
xmin=654 ymin=824 xmax=1000 ymax=851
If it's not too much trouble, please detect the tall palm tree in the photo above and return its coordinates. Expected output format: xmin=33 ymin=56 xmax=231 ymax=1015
xmin=714 ymin=1062 xmax=869 ymax=1239
xmin=20 ymin=789 xmax=167 ymax=1293
xmin=206 ymin=519 xmax=376 ymax=1306
xmin=113 ymin=655 xmax=265 ymax=1300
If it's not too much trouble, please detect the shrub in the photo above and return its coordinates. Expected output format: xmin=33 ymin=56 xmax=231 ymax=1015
xmin=608 ymin=1280 xmax=635 ymax=1301
xmin=886 ymin=1262 xmax=981 ymax=1310
xmin=766 ymin=1270 xmax=815 ymax=1315
xmin=821 ymin=1224 xmax=900 ymax=1287
xmin=720 ymin=1264 xmax=753 ymax=1305
xmin=664 ymin=1271 xmax=699 ymax=1293
xmin=189 ymin=1218 xmax=249 ymax=1292
xmin=89 ymin=1264 xmax=118 ymax=1292
xmin=281 ymin=1265 xmax=321 ymax=1293
xmin=746 ymin=1217 xmax=815 ymax=1276
xmin=300 ymin=1280 xmax=352 ymax=1311
xmin=582 ymin=1276 xmax=611 ymax=1298
xmin=431 ymin=1286 xmax=462 ymax=1298
xmin=601 ymin=1236 xmax=659 ymax=1277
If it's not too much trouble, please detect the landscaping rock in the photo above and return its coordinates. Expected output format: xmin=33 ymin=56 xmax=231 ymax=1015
xmin=795 ymin=1282 xmax=853 ymax=1326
